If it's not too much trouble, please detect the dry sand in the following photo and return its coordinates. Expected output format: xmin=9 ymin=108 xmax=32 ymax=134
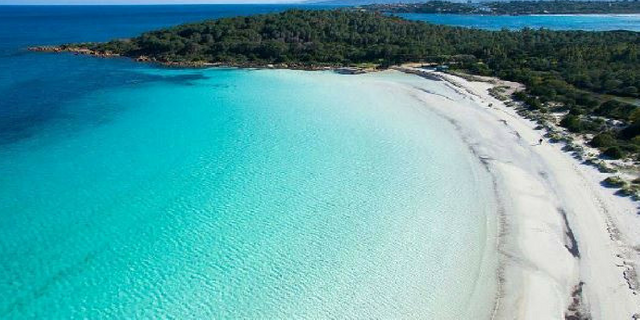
xmin=391 ymin=67 xmax=640 ymax=320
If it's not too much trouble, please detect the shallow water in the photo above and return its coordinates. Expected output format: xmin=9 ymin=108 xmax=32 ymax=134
xmin=399 ymin=13 xmax=640 ymax=31
xmin=0 ymin=66 xmax=498 ymax=317
xmin=8 ymin=4 xmax=616 ymax=318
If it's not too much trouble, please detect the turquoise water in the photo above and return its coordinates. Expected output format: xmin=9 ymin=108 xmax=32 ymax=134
xmin=1 ymin=68 xmax=497 ymax=318
xmin=5 ymin=3 xmax=634 ymax=318
xmin=399 ymin=13 xmax=640 ymax=31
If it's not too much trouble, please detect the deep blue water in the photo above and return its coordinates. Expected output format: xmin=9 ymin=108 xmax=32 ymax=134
xmin=0 ymin=5 xmax=337 ymax=145
xmin=1 ymin=6 xmax=637 ymax=145
xmin=1 ymin=6 xmax=638 ymax=145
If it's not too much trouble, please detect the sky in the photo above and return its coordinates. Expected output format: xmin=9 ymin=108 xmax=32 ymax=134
xmin=0 ymin=0 xmax=302 ymax=4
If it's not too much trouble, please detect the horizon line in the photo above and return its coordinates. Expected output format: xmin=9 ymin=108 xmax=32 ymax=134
xmin=0 ymin=1 xmax=311 ymax=5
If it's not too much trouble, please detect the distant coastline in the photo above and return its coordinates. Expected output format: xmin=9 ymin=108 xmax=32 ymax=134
xmin=361 ymin=0 xmax=640 ymax=16
xmin=526 ymin=13 xmax=640 ymax=17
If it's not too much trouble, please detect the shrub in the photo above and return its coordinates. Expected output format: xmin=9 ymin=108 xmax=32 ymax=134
xmin=594 ymin=100 xmax=637 ymax=121
xmin=560 ymin=115 xmax=582 ymax=133
xmin=602 ymin=146 xmax=625 ymax=159
xmin=596 ymin=161 xmax=617 ymax=173
xmin=512 ymin=91 xmax=527 ymax=101
xmin=569 ymin=107 xmax=583 ymax=116
xmin=546 ymin=132 xmax=562 ymax=143
xmin=524 ymin=96 xmax=542 ymax=110
xmin=590 ymin=133 xmax=616 ymax=148
xmin=616 ymin=184 xmax=640 ymax=200
xmin=620 ymin=122 xmax=640 ymax=140
xmin=580 ymin=119 xmax=603 ymax=132
xmin=602 ymin=176 xmax=626 ymax=188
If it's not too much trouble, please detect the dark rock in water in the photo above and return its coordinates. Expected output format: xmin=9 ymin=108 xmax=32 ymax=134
xmin=335 ymin=67 xmax=366 ymax=75
xmin=565 ymin=282 xmax=589 ymax=320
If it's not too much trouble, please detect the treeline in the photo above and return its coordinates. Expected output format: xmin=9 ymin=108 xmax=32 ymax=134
xmin=72 ymin=10 xmax=639 ymax=158
xmin=364 ymin=0 xmax=640 ymax=15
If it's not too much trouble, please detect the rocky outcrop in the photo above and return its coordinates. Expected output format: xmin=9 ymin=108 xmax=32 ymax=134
xmin=27 ymin=45 xmax=378 ymax=73
xmin=28 ymin=45 xmax=119 ymax=58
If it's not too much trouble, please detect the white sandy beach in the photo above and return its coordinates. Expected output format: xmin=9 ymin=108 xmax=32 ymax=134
xmin=391 ymin=68 xmax=640 ymax=319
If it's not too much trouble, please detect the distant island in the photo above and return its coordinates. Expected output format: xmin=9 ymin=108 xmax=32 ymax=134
xmin=362 ymin=0 xmax=640 ymax=15
xmin=31 ymin=9 xmax=639 ymax=161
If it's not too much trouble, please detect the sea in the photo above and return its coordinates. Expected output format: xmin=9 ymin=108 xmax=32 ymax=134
xmin=399 ymin=12 xmax=640 ymax=31
xmin=0 ymin=4 xmax=636 ymax=318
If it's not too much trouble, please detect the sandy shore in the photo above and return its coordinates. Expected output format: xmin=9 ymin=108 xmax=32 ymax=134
xmin=392 ymin=68 xmax=640 ymax=319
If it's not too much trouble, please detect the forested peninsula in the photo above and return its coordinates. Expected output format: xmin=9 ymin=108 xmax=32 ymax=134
xmin=364 ymin=0 xmax=640 ymax=15
xmin=31 ymin=10 xmax=640 ymax=159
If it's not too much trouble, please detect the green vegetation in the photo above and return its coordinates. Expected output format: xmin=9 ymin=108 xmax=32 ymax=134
xmin=590 ymin=133 xmax=617 ymax=148
xmin=618 ymin=184 xmax=640 ymax=200
xmin=602 ymin=176 xmax=640 ymax=199
xmin=365 ymin=1 xmax=640 ymax=15
xmin=603 ymin=146 xmax=625 ymax=159
xmin=55 ymin=9 xmax=640 ymax=158
xmin=603 ymin=176 xmax=626 ymax=188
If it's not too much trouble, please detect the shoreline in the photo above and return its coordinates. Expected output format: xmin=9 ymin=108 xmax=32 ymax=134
xmin=26 ymin=46 xmax=373 ymax=72
xmin=392 ymin=68 xmax=640 ymax=319
xmin=19 ymin=45 xmax=640 ymax=316
xmin=396 ymin=13 xmax=640 ymax=16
